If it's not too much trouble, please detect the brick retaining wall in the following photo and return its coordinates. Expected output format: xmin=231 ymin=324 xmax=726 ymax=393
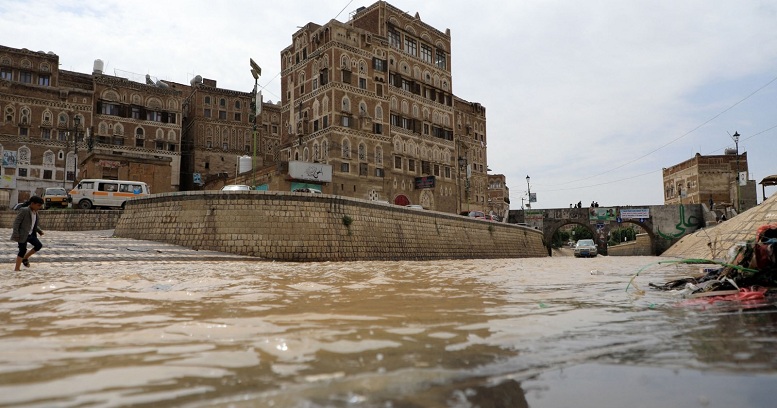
xmin=607 ymin=233 xmax=652 ymax=256
xmin=113 ymin=191 xmax=547 ymax=261
xmin=0 ymin=209 xmax=121 ymax=231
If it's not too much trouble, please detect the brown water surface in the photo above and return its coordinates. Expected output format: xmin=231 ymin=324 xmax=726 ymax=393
xmin=1 ymin=252 xmax=776 ymax=407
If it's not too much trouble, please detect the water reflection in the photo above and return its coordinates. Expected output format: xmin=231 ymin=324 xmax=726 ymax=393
xmin=1 ymin=255 xmax=775 ymax=407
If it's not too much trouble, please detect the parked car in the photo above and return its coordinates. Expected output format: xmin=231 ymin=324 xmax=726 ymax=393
xmin=574 ymin=239 xmax=598 ymax=258
xmin=468 ymin=211 xmax=486 ymax=219
xmin=221 ymin=185 xmax=251 ymax=191
xmin=292 ymin=187 xmax=322 ymax=194
xmin=42 ymin=187 xmax=70 ymax=209
xmin=12 ymin=202 xmax=29 ymax=211
xmin=406 ymin=204 xmax=424 ymax=210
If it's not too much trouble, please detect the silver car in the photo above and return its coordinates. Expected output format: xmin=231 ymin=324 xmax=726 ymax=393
xmin=574 ymin=239 xmax=598 ymax=258
xmin=221 ymin=185 xmax=251 ymax=191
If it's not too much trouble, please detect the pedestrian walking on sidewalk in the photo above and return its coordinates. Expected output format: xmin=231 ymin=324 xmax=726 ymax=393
xmin=10 ymin=195 xmax=45 ymax=271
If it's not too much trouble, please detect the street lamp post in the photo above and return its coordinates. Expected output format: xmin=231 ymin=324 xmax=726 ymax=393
xmin=732 ymin=131 xmax=740 ymax=213
xmin=525 ymin=175 xmax=531 ymax=209
xmin=72 ymin=116 xmax=79 ymax=189
xmin=249 ymin=58 xmax=262 ymax=188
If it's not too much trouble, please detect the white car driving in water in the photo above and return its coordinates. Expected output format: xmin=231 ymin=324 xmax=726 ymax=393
xmin=574 ymin=239 xmax=598 ymax=258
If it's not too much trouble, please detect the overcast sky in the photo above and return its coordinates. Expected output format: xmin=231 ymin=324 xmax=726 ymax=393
xmin=2 ymin=0 xmax=775 ymax=209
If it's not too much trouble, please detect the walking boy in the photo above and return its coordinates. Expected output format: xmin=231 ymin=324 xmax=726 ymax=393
xmin=11 ymin=195 xmax=45 ymax=271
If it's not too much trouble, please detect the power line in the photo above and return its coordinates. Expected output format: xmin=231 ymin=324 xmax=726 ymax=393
xmin=527 ymin=123 xmax=777 ymax=195
xmin=543 ymin=72 xmax=777 ymax=187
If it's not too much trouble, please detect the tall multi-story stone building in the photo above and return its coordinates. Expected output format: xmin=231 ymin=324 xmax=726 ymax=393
xmin=487 ymin=173 xmax=510 ymax=220
xmin=662 ymin=151 xmax=757 ymax=212
xmin=177 ymin=75 xmax=281 ymax=190
xmin=276 ymin=1 xmax=493 ymax=214
xmin=0 ymin=46 xmax=92 ymax=204
xmin=0 ymin=45 xmax=187 ymax=204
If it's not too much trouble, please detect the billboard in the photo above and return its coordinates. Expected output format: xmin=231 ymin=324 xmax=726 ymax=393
xmin=288 ymin=161 xmax=332 ymax=182
xmin=589 ymin=207 xmax=617 ymax=221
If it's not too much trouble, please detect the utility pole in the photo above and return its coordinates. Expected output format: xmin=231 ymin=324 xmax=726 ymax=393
xmin=250 ymin=58 xmax=262 ymax=188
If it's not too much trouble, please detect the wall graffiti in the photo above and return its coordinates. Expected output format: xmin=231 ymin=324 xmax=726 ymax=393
xmin=657 ymin=204 xmax=701 ymax=240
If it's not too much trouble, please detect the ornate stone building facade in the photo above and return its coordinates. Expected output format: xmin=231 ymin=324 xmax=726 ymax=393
xmin=0 ymin=46 xmax=93 ymax=204
xmin=0 ymin=45 xmax=185 ymax=204
xmin=662 ymin=152 xmax=757 ymax=212
xmin=277 ymin=1 xmax=492 ymax=214
xmin=178 ymin=76 xmax=281 ymax=190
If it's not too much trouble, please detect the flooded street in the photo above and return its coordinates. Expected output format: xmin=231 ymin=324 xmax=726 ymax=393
xmin=1 ymin=231 xmax=776 ymax=407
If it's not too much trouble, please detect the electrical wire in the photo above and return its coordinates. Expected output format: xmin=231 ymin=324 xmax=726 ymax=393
xmin=541 ymin=73 xmax=777 ymax=188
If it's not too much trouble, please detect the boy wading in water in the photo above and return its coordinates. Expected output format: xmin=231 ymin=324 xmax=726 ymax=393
xmin=10 ymin=195 xmax=45 ymax=271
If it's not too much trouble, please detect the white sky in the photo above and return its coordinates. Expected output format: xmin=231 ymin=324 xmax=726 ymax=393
xmin=2 ymin=0 xmax=775 ymax=209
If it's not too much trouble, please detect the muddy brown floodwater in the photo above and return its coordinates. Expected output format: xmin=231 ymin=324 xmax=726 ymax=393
xmin=1 ymin=249 xmax=776 ymax=407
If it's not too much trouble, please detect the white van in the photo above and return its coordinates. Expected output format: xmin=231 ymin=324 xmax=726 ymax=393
xmin=69 ymin=179 xmax=149 ymax=209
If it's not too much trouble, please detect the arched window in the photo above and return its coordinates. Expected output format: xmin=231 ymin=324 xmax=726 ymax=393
xmin=358 ymin=143 xmax=366 ymax=161
xmin=375 ymin=145 xmax=383 ymax=165
xmin=342 ymin=96 xmax=350 ymax=112
xmin=341 ymin=138 xmax=350 ymax=158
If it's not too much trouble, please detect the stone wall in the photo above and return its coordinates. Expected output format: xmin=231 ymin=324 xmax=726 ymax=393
xmin=113 ymin=191 xmax=547 ymax=261
xmin=0 ymin=209 xmax=121 ymax=231
xmin=608 ymin=233 xmax=652 ymax=256
xmin=663 ymin=194 xmax=777 ymax=260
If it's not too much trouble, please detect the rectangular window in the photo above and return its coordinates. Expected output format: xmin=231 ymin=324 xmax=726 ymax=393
xmin=168 ymin=144 xmax=176 ymax=152
xmin=359 ymin=77 xmax=367 ymax=89
xmin=322 ymin=115 xmax=328 ymax=128
xmin=433 ymin=164 xmax=440 ymax=176
xmin=146 ymin=111 xmax=162 ymax=122
xmin=404 ymin=37 xmax=417 ymax=56
xmin=0 ymin=68 xmax=11 ymax=80
xmin=131 ymin=107 xmax=141 ymax=119
xmin=401 ymin=78 xmax=413 ymax=92
xmin=340 ymin=162 xmax=350 ymax=173
xmin=359 ymin=163 xmax=368 ymax=176
xmin=38 ymin=75 xmax=51 ymax=86
xmin=376 ymin=83 xmax=383 ymax=97
xmin=43 ymin=169 xmax=53 ymax=180
xmin=313 ymin=119 xmax=319 ymax=132
xmin=136 ymin=138 xmax=144 ymax=147
xmin=58 ymin=131 xmax=67 ymax=141
xmin=374 ymin=123 xmax=382 ymax=134
xmin=444 ymin=166 xmax=451 ymax=178
xmin=436 ymin=50 xmax=447 ymax=69
xmin=408 ymin=159 xmax=416 ymax=172
xmin=222 ymin=142 xmax=229 ymax=150
xmin=41 ymin=128 xmax=51 ymax=140
xmin=234 ymin=112 xmax=241 ymax=121
xmin=341 ymin=116 xmax=351 ymax=127
xmin=373 ymin=57 xmax=386 ymax=72
xmin=388 ymin=30 xmax=401 ymax=49
xmin=18 ymin=168 xmax=28 ymax=177
xmin=312 ymin=78 xmax=318 ymax=91
xmin=19 ymin=127 xmax=28 ymax=137
xmin=421 ymin=161 xmax=431 ymax=174
xmin=101 ymin=103 xmax=120 ymax=116
xmin=218 ymin=111 xmax=227 ymax=120
xmin=272 ymin=125 xmax=279 ymax=134
xmin=20 ymin=71 xmax=32 ymax=83
xmin=394 ymin=156 xmax=403 ymax=170
xmin=204 ymin=108 xmax=211 ymax=118
xmin=341 ymin=70 xmax=351 ymax=84
xmin=421 ymin=44 xmax=433 ymax=63
xmin=155 ymin=141 xmax=165 ymax=150
xmin=375 ymin=168 xmax=384 ymax=177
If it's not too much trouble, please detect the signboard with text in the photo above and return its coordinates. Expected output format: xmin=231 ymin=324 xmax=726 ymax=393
xmin=414 ymin=176 xmax=436 ymax=189
xmin=620 ymin=208 xmax=650 ymax=219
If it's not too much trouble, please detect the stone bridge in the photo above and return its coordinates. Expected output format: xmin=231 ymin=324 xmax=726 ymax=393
xmin=508 ymin=204 xmax=708 ymax=256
